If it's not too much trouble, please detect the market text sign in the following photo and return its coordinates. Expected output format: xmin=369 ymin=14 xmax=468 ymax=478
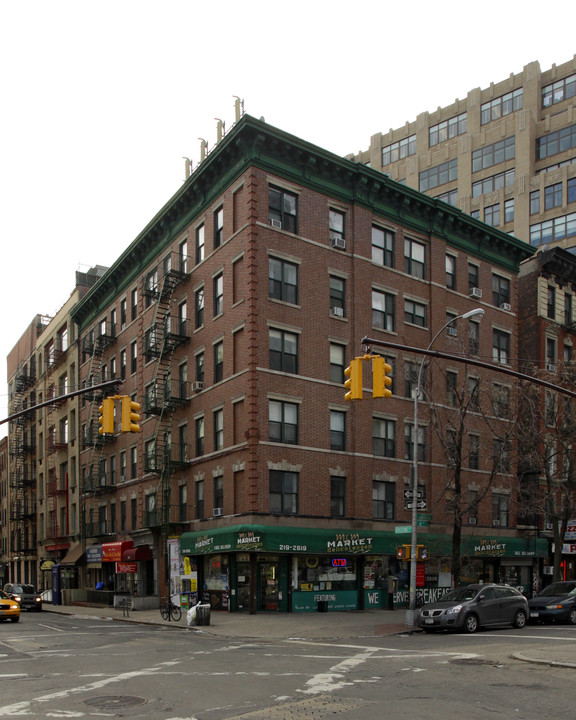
xmin=116 ymin=562 xmax=137 ymax=574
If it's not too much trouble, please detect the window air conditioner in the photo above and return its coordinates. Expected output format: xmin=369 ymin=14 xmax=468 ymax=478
xmin=192 ymin=381 xmax=204 ymax=392
xmin=331 ymin=307 xmax=344 ymax=317
xmin=330 ymin=236 xmax=346 ymax=250
xmin=469 ymin=287 xmax=482 ymax=298
xmin=213 ymin=507 xmax=223 ymax=517
xmin=500 ymin=303 xmax=511 ymax=311
xmin=492 ymin=519 xmax=501 ymax=526
xmin=270 ymin=219 xmax=282 ymax=229
xmin=546 ymin=363 xmax=556 ymax=373
xmin=468 ymin=517 xmax=477 ymax=525
xmin=545 ymin=522 xmax=554 ymax=531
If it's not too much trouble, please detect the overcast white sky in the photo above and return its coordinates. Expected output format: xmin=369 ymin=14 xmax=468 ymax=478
xmin=1 ymin=0 xmax=575 ymax=435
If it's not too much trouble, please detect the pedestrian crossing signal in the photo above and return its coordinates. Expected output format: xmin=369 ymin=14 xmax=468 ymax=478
xmin=397 ymin=545 xmax=411 ymax=560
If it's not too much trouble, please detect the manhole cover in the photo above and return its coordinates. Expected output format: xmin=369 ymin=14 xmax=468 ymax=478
xmin=84 ymin=695 xmax=147 ymax=709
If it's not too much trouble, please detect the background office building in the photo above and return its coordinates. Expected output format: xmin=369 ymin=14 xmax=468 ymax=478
xmin=353 ymin=57 xmax=576 ymax=252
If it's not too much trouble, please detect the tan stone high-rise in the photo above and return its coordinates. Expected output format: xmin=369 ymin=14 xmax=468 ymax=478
xmin=354 ymin=57 xmax=576 ymax=252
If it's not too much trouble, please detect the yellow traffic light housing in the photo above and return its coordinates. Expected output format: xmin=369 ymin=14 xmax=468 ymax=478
xmin=372 ymin=355 xmax=392 ymax=398
xmin=397 ymin=545 xmax=411 ymax=560
xmin=121 ymin=397 xmax=141 ymax=433
xmin=344 ymin=358 xmax=363 ymax=401
xmin=416 ymin=545 xmax=429 ymax=560
xmin=98 ymin=397 xmax=115 ymax=435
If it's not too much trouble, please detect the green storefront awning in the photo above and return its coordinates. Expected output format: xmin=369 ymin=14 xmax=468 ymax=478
xmin=179 ymin=524 xmax=548 ymax=559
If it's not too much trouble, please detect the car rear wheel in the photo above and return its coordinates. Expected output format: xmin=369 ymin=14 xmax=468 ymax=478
xmin=513 ymin=609 xmax=527 ymax=629
xmin=463 ymin=613 xmax=479 ymax=633
xmin=10 ymin=617 xmax=19 ymax=623
xmin=568 ymin=608 xmax=576 ymax=625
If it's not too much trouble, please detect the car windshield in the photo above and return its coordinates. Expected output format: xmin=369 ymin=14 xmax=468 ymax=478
xmin=0 ymin=590 xmax=8 ymax=599
xmin=538 ymin=582 xmax=576 ymax=597
xmin=13 ymin=585 xmax=35 ymax=594
xmin=438 ymin=587 xmax=478 ymax=603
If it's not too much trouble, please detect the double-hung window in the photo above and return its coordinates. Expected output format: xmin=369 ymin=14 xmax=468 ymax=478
xmin=269 ymin=257 xmax=298 ymax=304
xmin=269 ymin=400 xmax=298 ymax=444
xmin=269 ymin=329 xmax=298 ymax=373
xmin=269 ymin=186 xmax=298 ymax=233
xmin=371 ymin=226 xmax=394 ymax=267
xmin=404 ymin=238 xmax=426 ymax=278
xmin=372 ymin=289 xmax=395 ymax=332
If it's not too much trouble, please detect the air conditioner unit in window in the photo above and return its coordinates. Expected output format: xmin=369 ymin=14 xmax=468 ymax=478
xmin=546 ymin=363 xmax=556 ymax=373
xmin=331 ymin=307 xmax=344 ymax=317
xmin=545 ymin=522 xmax=554 ymax=531
xmin=213 ymin=507 xmax=223 ymax=517
xmin=492 ymin=519 xmax=501 ymax=526
xmin=468 ymin=517 xmax=477 ymax=525
xmin=500 ymin=303 xmax=511 ymax=311
xmin=192 ymin=381 xmax=204 ymax=392
xmin=469 ymin=287 xmax=482 ymax=298
xmin=270 ymin=218 xmax=282 ymax=229
xmin=330 ymin=236 xmax=346 ymax=250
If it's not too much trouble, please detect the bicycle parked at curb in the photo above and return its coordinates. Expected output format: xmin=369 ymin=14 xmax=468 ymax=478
xmin=159 ymin=595 xmax=182 ymax=622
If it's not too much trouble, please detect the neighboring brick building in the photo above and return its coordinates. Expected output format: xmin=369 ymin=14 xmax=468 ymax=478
xmin=67 ymin=114 xmax=544 ymax=613
xmin=354 ymin=56 xmax=576 ymax=252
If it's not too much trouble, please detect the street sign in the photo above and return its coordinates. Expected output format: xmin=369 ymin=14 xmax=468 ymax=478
xmin=394 ymin=525 xmax=412 ymax=534
xmin=404 ymin=489 xmax=424 ymax=500
xmin=417 ymin=513 xmax=432 ymax=521
xmin=417 ymin=520 xmax=428 ymax=527
xmin=406 ymin=500 xmax=427 ymax=510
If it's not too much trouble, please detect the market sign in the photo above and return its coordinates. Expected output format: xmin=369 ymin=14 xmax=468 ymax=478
xmin=116 ymin=562 xmax=137 ymax=574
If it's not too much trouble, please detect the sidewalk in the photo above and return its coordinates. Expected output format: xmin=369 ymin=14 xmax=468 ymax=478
xmin=43 ymin=602 xmax=416 ymax=640
xmin=42 ymin=604 xmax=576 ymax=668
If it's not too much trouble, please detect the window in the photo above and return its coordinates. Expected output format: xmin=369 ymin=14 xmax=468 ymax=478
xmin=404 ymin=238 xmax=426 ymax=278
xmin=131 ymin=289 xmax=138 ymax=321
xmin=120 ymin=299 xmax=127 ymax=329
xmin=329 ymin=275 xmax=345 ymax=316
xmin=545 ymin=183 xmax=563 ymax=210
xmin=195 ymin=416 xmax=205 ymax=456
xmin=547 ymin=286 xmax=556 ymax=320
xmin=468 ymin=320 xmax=480 ymax=356
xmin=537 ymin=124 xmax=576 ymax=161
xmin=330 ymin=477 xmax=346 ymax=518
xmin=144 ymin=268 xmax=158 ymax=308
xmin=492 ymin=493 xmax=510 ymax=526
xmin=530 ymin=212 xmax=576 ymax=246
xmin=484 ymin=204 xmax=500 ymax=227
xmin=195 ymin=287 xmax=204 ymax=328
xmin=269 ymin=470 xmax=298 ymax=514
xmin=546 ymin=337 xmax=557 ymax=371
xmin=371 ymin=226 xmax=394 ymax=267
xmin=435 ymin=189 xmax=458 ymax=206
xmin=446 ymin=371 xmax=458 ymax=406
xmin=372 ymin=480 xmax=395 ymax=520
xmin=472 ymin=168 xmax=515 ymax=198
xmin=178 ymin=484 xmax=187 ymax=522
xmin=179 ymin=238 xmax=189 ymax=274
xmin=372 ymin=289 xmax=395 ymax=332
xmin=213 ymin=273 xmax=223 ymax=316
xmin=213 ymin=476 xmax=224 ymax=511
xmin=213 ymin=408 xmax=223 ymax=451
xmin=120 ymin=349 xmax=126 ymax=380
xmin=446 ymin=255 xmax=456 ymax=290
xmin=493 ymin=383 xmax=510 ymax=418
xmin=446 ymin=429 xmax=458 ymax=468
xmin=195 ymin=479 xmax=204 ymax=519
xmin=329 ymin=409 xmax=345 ymax=451
xmin=213 ymin=341 xmax=223 ymax=383
xmin=269 ymin=186 xmax=298 ymax=233
xmin=569 ymin=178 xmax=576 ymax=205
xmin=565 ymin=293 xmax=573 ymax=325
xmin=429 ymin=113 xmax=467 ymax=146
xmin=196 ymin=224 xmax=205 ymax=264
xmin=404 ymin=361 xmax=425 ymax=399
xmin=269 ymin=328 xmax=298 ymax=373
xmin=269 ymin=257 xmax=298 ymax=304
xmin=494 ymin=439 xmax=511 ymax=475
xmin=120 ymin=500 xmax=127 ymax=531
xmin=504 ymin=198 xmax=514 ymax=224
xmin=469 ymin=435 xmax=480 ymax=470
xmin=269 ymin=400 xmax=298 ymax=444
xmin=542 ymin=74 xmax=576 ymax=108
xmin=195 ymin=351 xmax=204 ymax=384
xmin=214 ymin=206 xmax=223 ymax=248
xmin=468 ymin=263 xmax=479 ymax=292
xmin=405 ymin=422 xmax=426 ymax=462
xmin=481 ymin=88 xmax=522 ymax=124
xmin=493 ymin=329 xmax=510 ymax=365
xmin=329 ymin=343 xmax=345 ymax=384
xmin=472 ymin=137 xmax=515 ymax=172
xmin=130 ymin=340 xmax=137 ymax=374
xmin=530 ymin=190 xmax=540 ymax=215
xmin=492 ymin=274 xmax=510 ymax=307
xmin=119 ymin=450 xmax=126 ymax=482
xmin=404 ymin=299 xmax=427 ymax=327
xmin=329 ymin=209 xmax=345 ymax=243
xmin=468 ymin=376 xmax=480 ymax=412
xmin=419 ymin=158 xmax=457 ymax=192
xmin=382 ymin=135 xmax=416 ymax=165
xmin=130 ymin=446 xmax=137 ymax=480
xmin=372 ymin=417 xmax=395 ymax=457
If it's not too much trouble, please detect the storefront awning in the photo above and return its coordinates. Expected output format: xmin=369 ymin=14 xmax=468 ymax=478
xmin=102 ymin=541 xmax=133 ymax=562
xmin=180 ymin=524 xmax=548 ymax=559
xmin=122 ymin=546 xmax=152 ymax=561
xmin=60 ymin=544 xmax=86 ymax=566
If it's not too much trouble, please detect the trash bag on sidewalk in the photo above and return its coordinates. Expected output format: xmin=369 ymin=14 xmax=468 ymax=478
xmin=186 ymin=604 xmax=197 ymax=626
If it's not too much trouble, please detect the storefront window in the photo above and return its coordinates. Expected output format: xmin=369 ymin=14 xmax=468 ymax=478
xmin=203 ymin=555 xmax=229 ymax=591
xmin=296 ymin=556 xmax=356 ymax=591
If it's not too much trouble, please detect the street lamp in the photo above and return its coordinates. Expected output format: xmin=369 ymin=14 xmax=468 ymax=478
xmin=406 ymin=307 xmax=484 ymax=626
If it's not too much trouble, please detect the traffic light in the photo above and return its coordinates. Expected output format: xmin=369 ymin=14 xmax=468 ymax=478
xmin=372 ymin=355 xmax=392 ymax=398
xmin=344 ymin=358 xmax=363 ymax=401
xmin=397 ymin=545 xmax=411 ymax=560
xmin=416 ymin=545 xmax=429 ymax=560
xmin=121 ymin=397 xmax=141 ymax=433
xmin=98 ymin=397 xmax=115 ymax=435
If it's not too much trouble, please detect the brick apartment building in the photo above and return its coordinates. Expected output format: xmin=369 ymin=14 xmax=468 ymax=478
xmin=54 ymin=113 xmax=547 ymax=614
xmin=353 ymin=56 xmax=576 ymax=253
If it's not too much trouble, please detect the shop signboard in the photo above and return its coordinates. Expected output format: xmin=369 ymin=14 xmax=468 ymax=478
xmin=292 ymin=590 xmax=358 ymax=612
xmin=116 ymin=562 xmax=137 ymax=574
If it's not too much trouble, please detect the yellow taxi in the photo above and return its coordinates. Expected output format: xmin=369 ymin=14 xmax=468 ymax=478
xmin=0 ymin=589 xmax=20 ymax=623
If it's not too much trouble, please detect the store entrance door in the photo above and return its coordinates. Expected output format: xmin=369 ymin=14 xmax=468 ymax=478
xmin=258 ymin=560 xmax=280 ymax=611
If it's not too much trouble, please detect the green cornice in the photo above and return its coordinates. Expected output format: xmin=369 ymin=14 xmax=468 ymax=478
xmin=72 ymin=115 xmax=535 ymax=328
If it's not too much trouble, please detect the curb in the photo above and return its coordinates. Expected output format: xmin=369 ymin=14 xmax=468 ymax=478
xmin=512 ymin=653 xmax=576 ymax=669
